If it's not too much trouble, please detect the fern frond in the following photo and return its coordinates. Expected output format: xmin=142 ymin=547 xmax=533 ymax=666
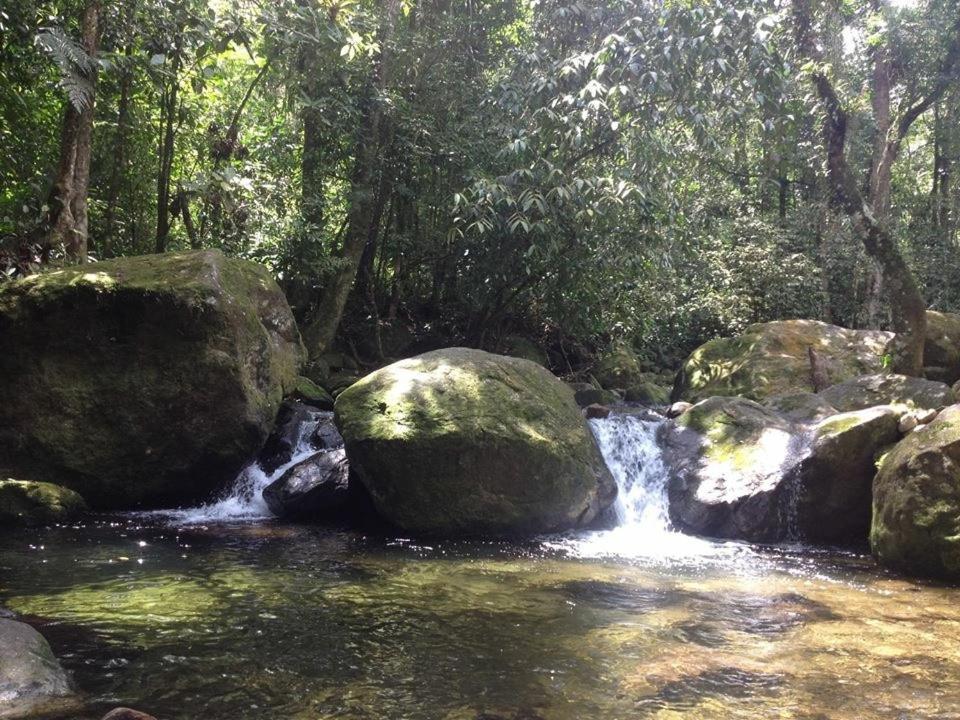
xmin=36 ymin=26 xmax=96 ymax=111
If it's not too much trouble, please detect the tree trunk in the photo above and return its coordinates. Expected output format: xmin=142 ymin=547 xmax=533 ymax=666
xmin=793 ymin=0 xmax=928 ymax=375
xmin=302 ymin=0 xmax=400 ymax=358
xmin=44 ymin=0 xmax=100 ymax=264
xmin=155 ymin=31 xmax=183 ymax=253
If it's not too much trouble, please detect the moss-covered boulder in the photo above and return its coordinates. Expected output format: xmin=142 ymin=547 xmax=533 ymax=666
xmin=673 ymin=320 xmax=893 ymax=403
xmin=792 ymin=407 xmax=900 ymax=543
xmin=624 ymin=381 xmax=671 ymax=406
xmin=567 ymin=382 xmax=619 ymax=407
xmin=819 ymin=373 xmax=954 ymax=413
xmin=501 ymin=335 xmax=549 ymax=367
xmin=871 ymin=404 xmax=960 ymax=580
xmin=663 ymin=397 xmax=799 ymax=541
xmin=595 ymin=344 xmax=644 ymax=389
xmin=335 ymin=348 xmax=616 ymax=536
xmin=0 ymin=480 xmax=86 ymax=527
xmin=662 ymin=397 xmax=899 ymax=543
xmin=0 ymin=250 xmax=303 ymax=509
xmin=290 ymin=375 xmax=334 ymax=410
xmin=0 ymin=619 xmax=81 ymax=719
xmin=924 ymin=310 xmax=960 ymax=384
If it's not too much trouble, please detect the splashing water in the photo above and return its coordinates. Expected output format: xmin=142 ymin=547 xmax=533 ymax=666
xmin=554 ymin=413 xmax=727 ymax=560
xmin=159 ymin=411 xmax=330 ymax=525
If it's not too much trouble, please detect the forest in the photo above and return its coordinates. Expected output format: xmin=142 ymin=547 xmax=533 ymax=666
xmin=3 ymin=1 xmax=960 ymax=719
xmin=4 ymin=0 xmax=958 ymax=372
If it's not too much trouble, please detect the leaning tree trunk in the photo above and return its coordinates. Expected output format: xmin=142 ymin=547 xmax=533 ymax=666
xmin=45 ymin=0 xmax=100 ymax=263
xmin=793 ymin=0 xmax=929 ymax=376
xmin=302 ymin=0 xmax=400 ymax=358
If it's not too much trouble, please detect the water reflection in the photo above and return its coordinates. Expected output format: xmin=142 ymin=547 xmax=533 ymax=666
xmin=0 ymin=519 xmax=958 ymax=720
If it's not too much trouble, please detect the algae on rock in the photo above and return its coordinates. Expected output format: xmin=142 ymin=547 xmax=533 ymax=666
xmin=335 ymin=348 xmax=616 ymax=536
xmin=0 ymin=250 xmax=303 ymax=508
xmin=871 ymin=404 xmax=960 ymax=580
xmin=673 ymin=320 xmax=893 ymax=402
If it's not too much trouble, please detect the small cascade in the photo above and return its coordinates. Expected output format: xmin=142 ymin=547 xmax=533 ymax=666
xmin=557 ymin=413 xmax=716 ymax=559
xmin=161 ymin=410 xmax=330 ymax=525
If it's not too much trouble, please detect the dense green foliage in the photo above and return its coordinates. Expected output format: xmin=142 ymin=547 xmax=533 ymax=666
xmin=2 ymin=0 xmax=959 ymax=372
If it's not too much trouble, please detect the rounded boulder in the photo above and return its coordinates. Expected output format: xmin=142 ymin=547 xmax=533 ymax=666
xmin=334 ymin=348 xmax=616 ymax=537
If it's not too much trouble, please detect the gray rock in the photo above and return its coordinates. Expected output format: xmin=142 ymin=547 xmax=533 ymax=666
xmin=584 ymin=404 xmax=612 ymax=419
xmin=872 ymin=404 xmax=960 ymax=580
xmin=666 ymin=401 xmax=692 ymax=418
xmin=898 ymin=414 xmax=919 ymax=434
xmin=763 ymin=392 xmax=838 ymax=424
xmin=662 ymin=397 xmax=899 ymax=544
xmin=819 ymin=373 xmax=953 ymax=413
xmin=0 ymin=619 xmax=81 ymax=720
xmin=263 ymin=449 xmax=362 ymax=522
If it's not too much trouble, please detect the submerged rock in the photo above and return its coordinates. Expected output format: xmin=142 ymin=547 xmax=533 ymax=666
xmin=335 ymin=348 xmax=616 ymax=536
xmin=871 ymin=404 xmax=960 ymax=580
xmin=262 ymin=449 xmax=367 ymax=522
xmin=0 ymin=619 xmax=80 ymax=720
xmin=0 ymin=479 xmax=86 ymax=527
xmin=0 ymin=250 xmax=303 ymax=509
xmin=673 ymin=320 xmax=893 ymax=402
xmin=663 ymin=397 xmax=898 ymax=543
xmin=818 ymin=373 xmax=953 ymax=413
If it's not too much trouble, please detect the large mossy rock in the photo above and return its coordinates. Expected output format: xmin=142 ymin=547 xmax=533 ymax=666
xmin=791 ymin=407 xmax=900 ymax=543
xmin=662 ymin=397 xmax=899 ymax=543
xmin=871 ymin=404 xmax=960 ymax=580
xmin=818 ymin=373 xmax=954 ymax=413
xmin=673 ymin=320 xmax=893 ymax=402
xmin=0 ymin=480 xmax=86 ymax=527
xmin=335 ymin=348 xmax=616 ymax=536
xmin=0 ymin=250 xmax=303 ymax=509
xmin=924 ymin=310 xmax=960 ymax=384
xmin=663 ymin=397 xmax=799 ymax=541
xmin=0 ymin=619 xmax=81 ymax=720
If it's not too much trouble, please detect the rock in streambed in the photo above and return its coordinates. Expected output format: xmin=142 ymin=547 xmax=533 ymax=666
xmin=335 ymin=348 xmax=616 ymax=536
xmin=0 ymin=250 xmax=303 ymax=509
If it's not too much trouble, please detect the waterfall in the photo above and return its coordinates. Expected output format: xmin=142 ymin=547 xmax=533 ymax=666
xmin=554 ymin=413 xmax=716 ymax=559
xmin=159 ymin=410 xmax=329 ymax=525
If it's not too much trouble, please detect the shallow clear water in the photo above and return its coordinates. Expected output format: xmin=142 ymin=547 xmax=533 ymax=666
xmin=2 ymin=414 xmax=959 ymax=719
xmin=3 ymin=519 xmax=960 ymax=719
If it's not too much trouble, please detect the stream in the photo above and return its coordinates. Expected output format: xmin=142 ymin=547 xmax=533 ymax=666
xmin=1 ymin=414 xmax=959 ymax=719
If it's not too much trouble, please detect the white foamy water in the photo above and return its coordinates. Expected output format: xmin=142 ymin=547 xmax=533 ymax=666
xmin=552 ymin=413 xmax=729 ymax=561
xmin=157 ymin=411 xmax=329 ymax=525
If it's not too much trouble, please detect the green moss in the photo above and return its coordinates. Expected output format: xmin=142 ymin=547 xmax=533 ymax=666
xmin=676 ymin=320 xmax=893 ymax=402
xmin=334 ymin=348 xmax=614 ymax=536
xmin=291 ymin=375 xmax=334 ymax=409
xmin=871 ymin=405 xmax=960 ymax=580
xmin=0 ymin=250 xmax=304 ymax=509
xmin=0 ymin=479 xmax=86 ymax=525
